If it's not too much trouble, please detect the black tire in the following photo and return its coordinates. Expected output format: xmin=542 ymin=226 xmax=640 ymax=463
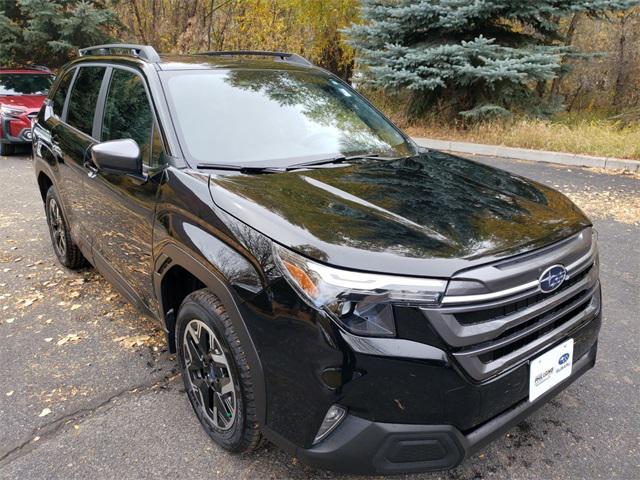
xmin=176 ymin=289 xmax=262 ymax=453
xmin=0 ymin=142 xmax=15 ymax=156
xmin=45 ymin=186 xmax=86 ymax=269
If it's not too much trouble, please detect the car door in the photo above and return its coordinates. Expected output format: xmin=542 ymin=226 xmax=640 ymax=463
xmin=83 ymin=66 xmax=166 ymax=314
xmin=38 ymin=66 xmax=107 ymax=256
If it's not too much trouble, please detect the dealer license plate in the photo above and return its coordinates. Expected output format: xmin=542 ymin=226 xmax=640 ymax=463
xmin=529 ymin=338 xmax=574 ymax=402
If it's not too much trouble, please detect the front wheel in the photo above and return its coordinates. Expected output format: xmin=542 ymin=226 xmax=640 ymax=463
xmin=176 ymin=289 xmax=262 ymax=453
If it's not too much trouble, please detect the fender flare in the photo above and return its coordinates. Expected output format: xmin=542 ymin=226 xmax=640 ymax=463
xmin=153 ymin=242 xmax=267 ymax=425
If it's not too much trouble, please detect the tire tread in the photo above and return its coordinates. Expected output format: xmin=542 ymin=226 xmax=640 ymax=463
xmin=178 ymin=289 xmax=263 ymax=453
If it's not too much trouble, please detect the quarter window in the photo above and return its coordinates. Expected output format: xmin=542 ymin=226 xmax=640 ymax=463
xmin=66 ymin=66 xmax=106 ymax=136
xmin=101 ymin=69 xmax=155 ymax=165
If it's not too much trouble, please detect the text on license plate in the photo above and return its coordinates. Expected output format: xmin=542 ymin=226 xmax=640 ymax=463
xmin=529 ymin=338 xmax=574 ymax=402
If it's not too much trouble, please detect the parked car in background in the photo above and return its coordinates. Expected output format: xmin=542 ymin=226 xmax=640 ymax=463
xmin=32 ymin=45 xmax=601 ymax=475
xmin=0 ymin=66 xmax=54 ymax=156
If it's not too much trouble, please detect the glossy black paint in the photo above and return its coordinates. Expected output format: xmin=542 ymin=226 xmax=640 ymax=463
xmin=32 ymin=52 xmax=600 ymax=473
xmin=210 ymin=151 xmax=590 ymax=277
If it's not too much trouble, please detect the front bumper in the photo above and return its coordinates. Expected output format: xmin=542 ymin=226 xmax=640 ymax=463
xmin=296 ymin=341 xmax=597 ymax=475
xmin=1 ymin=115 xmax=33 ymax=144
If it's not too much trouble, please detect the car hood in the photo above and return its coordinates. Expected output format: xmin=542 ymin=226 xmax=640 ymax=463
xmin=208 ymin=151 xmax=591 ymax=277
xmin=0 ymin=94 xmax=46 ymax=112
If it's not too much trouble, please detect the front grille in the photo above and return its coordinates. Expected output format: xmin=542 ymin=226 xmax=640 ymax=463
xmin=476 ymin=291 xmax=590 ymax=362
xmin=455 ymin=264 xmax=593 ymax=326
xmin=422 ymin=230 xmax=600 ymax=381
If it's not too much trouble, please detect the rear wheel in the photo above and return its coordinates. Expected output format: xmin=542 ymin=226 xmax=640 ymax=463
xmin=0 ymin=142 xmax=14 ymax=156
xmin=45 ymin=186 xmax=85 ymax=269
xmin=176 ymin=289 xmax=262 ymax=453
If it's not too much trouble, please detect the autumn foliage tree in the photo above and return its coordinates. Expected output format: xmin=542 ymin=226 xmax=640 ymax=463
xmin=111 ymin=0 xmax=359 ymax=80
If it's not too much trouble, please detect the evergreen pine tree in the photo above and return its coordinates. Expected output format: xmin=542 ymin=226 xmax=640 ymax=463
xmin=0 ymin=0 xmax=118 ymax=68
xmin=346 ymin=0 xmax=640 ymax=120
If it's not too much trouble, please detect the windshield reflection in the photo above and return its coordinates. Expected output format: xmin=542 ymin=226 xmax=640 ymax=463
xmin=163 ymin=68 xmax=415 ymax=166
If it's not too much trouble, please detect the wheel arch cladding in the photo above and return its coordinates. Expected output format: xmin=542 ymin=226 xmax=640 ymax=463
xmin=155 ymin=242 xmax=267 ymax=426
xmin=37 ymin=171 xmax=53 ymax=202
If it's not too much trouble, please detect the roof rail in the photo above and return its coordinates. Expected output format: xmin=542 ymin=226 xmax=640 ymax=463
xmin=78 ymin=44 xmax=161 ymax=63
xmin=196 ymin=50 xmax=313 ymax=67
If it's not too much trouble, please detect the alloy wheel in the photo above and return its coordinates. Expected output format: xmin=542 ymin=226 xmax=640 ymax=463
xmin=48 ymin=198 xmax=66 ymax=257
xmin=183 ymin=319 xmax=237 ymax=431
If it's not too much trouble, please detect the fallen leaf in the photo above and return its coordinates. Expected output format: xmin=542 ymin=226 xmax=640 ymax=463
xmin=6 ymin=391 xmax=14 ymax=396
xmin=57 ymin=333 xmax=81 ymax=346
xmin=44 ymin=338 xmax=53 ymax=343
xmin=113 ymin=334 xmax=150 ymax=349
xmin=38 ymin=408 xmax=51 ymax=417
xmin=6 ymin=318 xmax=15 ymax=324
xmin=20 ymin=295 xmax=42 ymax=308
xmin=70 ymin=304 xmax=81 ymax=311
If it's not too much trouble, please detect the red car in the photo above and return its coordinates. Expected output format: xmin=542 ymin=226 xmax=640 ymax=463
xmin=0 ymin=67 xmax=54 ymax=156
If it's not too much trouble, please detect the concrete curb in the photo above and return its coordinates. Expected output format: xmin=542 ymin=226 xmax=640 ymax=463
xmin=413 ymin=137 xmax=640 ymax=172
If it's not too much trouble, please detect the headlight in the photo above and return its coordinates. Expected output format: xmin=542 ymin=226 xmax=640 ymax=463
xmin=0 ymin=105 xmax=26 ymax=116
xmin=273 ymin=243 xmax=447 ymax=337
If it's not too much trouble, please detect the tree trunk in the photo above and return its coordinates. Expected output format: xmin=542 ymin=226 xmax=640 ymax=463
xmin=550 ymin=13 xmax=581 ymax=99
xmin=131 ymin=0 xmax=148 ymax=44
xmin=612 ymin=14 xmax=629 ymax=111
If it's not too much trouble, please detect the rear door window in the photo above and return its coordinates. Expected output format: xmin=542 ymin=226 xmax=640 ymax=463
xmin=65 ymin=66 xmax=106 ymax=136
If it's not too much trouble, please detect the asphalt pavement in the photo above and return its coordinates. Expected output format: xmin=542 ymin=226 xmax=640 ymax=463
xmin=0 ymin=151 xmax=638 ymax=479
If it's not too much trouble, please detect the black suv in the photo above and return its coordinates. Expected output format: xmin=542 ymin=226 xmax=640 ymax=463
xmin=32 ymin=44 xmax=601 ymax=475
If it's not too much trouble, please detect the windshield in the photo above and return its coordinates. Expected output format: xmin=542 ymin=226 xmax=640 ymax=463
xmin=0 ymin=73 xmax=54 ymax=95
xmin=162 ymin=69 xmax=415 ymax=166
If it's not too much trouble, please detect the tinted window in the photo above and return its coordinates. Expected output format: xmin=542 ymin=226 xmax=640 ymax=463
xmin=0 ymin=73 xmax=53 ymax=95
xmin=66 ymin=67 xmax=106 ymax=136
xmin=51 ymin=70 xmax=74 ymax=117
xmin=101 ymin=69 xmax=154 ymax=163
xmin=162 ymin=70 xmax=414 ymax=165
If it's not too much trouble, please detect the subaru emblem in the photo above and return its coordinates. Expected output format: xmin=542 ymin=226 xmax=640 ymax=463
xmin=558 ymin=353 xmax=570 ymax=365
xmin=539 ymin=265 xmax=567 ymax=293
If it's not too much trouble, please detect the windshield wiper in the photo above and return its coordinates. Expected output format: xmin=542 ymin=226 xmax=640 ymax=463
xmin=287 ymin=153 xmax=387 ymax=170
xmin=196 ymin=163 xmax=284 ymax=174
xmin=197 ymin=154 xmax=401 ymax=174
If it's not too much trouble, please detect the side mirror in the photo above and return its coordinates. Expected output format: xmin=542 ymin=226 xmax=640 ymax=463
xmin=90 ymin=139 xmax=141 ymax=175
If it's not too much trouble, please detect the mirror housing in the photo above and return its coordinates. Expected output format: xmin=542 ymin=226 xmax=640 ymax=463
xmin=90 ymin=139 xmax=141 ymax=175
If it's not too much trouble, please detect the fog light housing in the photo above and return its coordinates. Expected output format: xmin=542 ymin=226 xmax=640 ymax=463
xmin=313 ymin=404 xmax=347 ymax=445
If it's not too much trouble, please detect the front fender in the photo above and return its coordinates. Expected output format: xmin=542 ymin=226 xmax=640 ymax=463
xmin=153 ymin=240 xmax=267 ymax=426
